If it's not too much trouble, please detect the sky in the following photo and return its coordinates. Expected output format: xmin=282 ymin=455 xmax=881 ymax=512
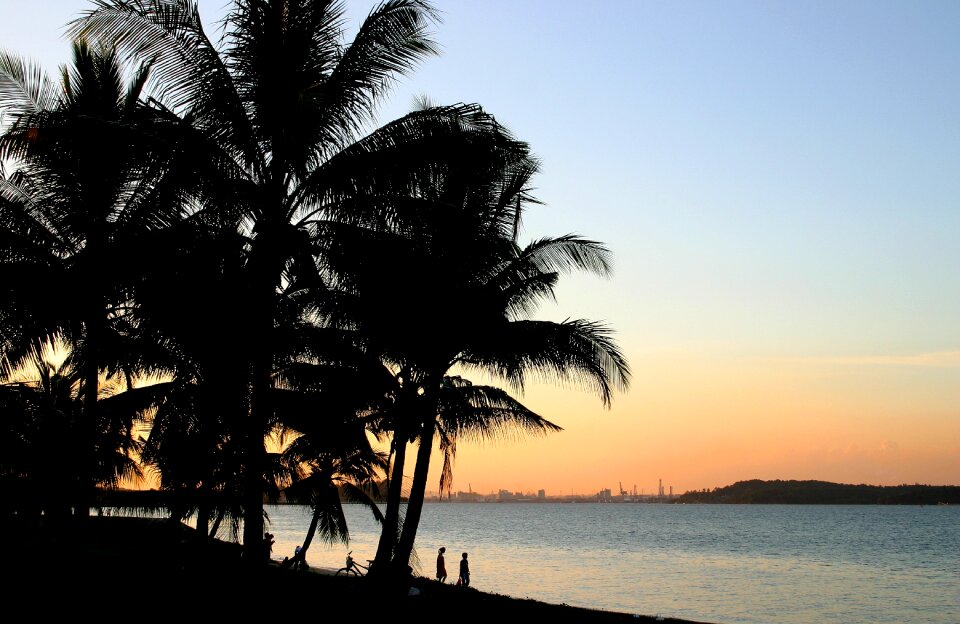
xmin=1 ymin=0 xmax=958 ymax=496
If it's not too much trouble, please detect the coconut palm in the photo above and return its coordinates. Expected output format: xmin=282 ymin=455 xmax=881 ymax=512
xmin=0 ymin=337 xmax=145 ymax=519
xmin=117 ymin=222 xmax=251 ymax=537
xmin=137 ymin=377 xmax=244 ymax=536
xmin=315 ymin=115 xmax=632 ymax=575
xmin=396 ymin=234 xmax=631 ymax=573
xmin=280 ymin=421 xmax=388 ymax=568
xmin=0 ymin=40 xmax=190 ymax=516
xmin=68 ymin=0 xmax=454 ymax=558
xmin=267 ymin=318 xmax=408 ymax=566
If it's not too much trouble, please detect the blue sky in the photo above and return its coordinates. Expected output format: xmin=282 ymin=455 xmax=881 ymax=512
xmin=2 ymin=0 xmax=958 ymax=492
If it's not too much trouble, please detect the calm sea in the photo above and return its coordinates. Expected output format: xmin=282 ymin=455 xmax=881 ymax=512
xmin=258 ymin=503 xmax=957 ymax=624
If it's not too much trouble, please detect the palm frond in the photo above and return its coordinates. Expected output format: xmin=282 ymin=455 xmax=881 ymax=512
xmin=310 ymin=482 xmax=351 ymax=545
xmin=309 ymin=0 xmax=441 ymax=159
xmin=0 ymin=50 xmax=59 ymax=119
xmin=521 ymin=234 xmax=613 ymax=278
xmin=460 ymin=318 xmax=631 ymax=408
xmin=438 ymin=382 xmax=562 ymax=441
xmin=296 ymin=101 xmax=527 ymax=227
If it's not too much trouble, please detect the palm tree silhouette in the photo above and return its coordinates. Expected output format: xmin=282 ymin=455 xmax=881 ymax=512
xmin=126 ymin=226 xmax=255 ymax=538
xmin=69 ymin=0 xmax=445 ymax=558
xmin=0 ymin=337 xmax=144 ymax=519
xmin=1 ymin=4 xmax=634 ymax=584
xmin=280 ymin=422 xmax=387 ymax=568
xmin=316 ymin=107 xmax=632 ymax=575
xmin=0 ymin=41 xmax=184 ymax=517
xmin=390 ymin=232 xmax=631 ymax=572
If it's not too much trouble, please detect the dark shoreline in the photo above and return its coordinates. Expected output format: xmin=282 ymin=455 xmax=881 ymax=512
xmin=5 ymin=516 xmax=713 ymax=623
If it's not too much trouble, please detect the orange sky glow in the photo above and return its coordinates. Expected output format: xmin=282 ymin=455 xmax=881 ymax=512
xmin=420 ymin=347 xmax=959 ymax=496
xmin=6 ymin=1 xmax=960 ymax=497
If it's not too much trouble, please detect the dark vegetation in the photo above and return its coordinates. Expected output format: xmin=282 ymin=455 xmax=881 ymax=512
xmin=677 ymin=479 xmax=960 ymax=505
xmin=6 ymin=515 xmax=708 ymax=623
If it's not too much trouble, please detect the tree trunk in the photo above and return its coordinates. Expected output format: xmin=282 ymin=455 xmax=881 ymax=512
xmin=79 ymin=357 xmax=98 ymax=520
xmin=283 ymin=503 xmax=322 ymax=570
xmin=242 ymin=362 xmax=269 ymax=564
xmin=196 ymin=488 xmax=211 ymax=539
xmin=391 ymin=418 xmax=436 ymax=569
xmin=241 ymin=235 xmax=283 ymax=565
xmin=78 ymin=299 xmax=103 ymax=521
xmin=300 ymin=507 xmax=321 ymax=555
xmin=209 ymin=510 xmax=225 ymax=538
xmin=371 ymin=426 xmax=408 ymax=571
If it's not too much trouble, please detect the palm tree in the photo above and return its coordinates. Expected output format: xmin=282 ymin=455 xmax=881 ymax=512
xmin=0 ymin=337 xmax=144 ymax=519
xmin=137 ymin=378 xmax=246 ymax=537
xmin=0 ymin=40 xmax=186 ymax=517
xmin=268 ymin=321 xmax=407 ymax=566
xmin=68 ymin=0 xmax=451 ymax=559
xmin=123 ymin=224 xmax=252 ymax=538
xmin=317 ymin=113 xmax=632 ymax=575
xmin=397 ymin=234 xmax=631 ymax=574
xmin=280 ymin=421 xmax=388 ymax=569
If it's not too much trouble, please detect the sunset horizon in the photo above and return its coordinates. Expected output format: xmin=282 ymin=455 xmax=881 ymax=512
xmin=3 ymin=0 xmax=958 ymax=503
xmin=3 ymin=2 xmax=957 ymax=623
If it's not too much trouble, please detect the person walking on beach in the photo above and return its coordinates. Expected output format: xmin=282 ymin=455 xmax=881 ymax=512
xmin=436 ymin=547 xmax=448 ymax=583
xmin=458 ymin=552 xmax=470 ymax=587
xmin=262 ymin=532 xmax=275 ymax=562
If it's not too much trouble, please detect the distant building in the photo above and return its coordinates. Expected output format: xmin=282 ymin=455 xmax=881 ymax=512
xmin=454 ymin=490 xmax=484 ymax=502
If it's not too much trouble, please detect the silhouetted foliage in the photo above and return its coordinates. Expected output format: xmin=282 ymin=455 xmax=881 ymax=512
xmin=1 ymin=2 xmax=631 ymax=588
xmin=67 ymin=0 xmax=446 ymax=558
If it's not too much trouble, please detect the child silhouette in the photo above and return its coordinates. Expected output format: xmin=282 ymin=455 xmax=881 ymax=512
xmin=458 ymin=552 xmax=470 ymax=587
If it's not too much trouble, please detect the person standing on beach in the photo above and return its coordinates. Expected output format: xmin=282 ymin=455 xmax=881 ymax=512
xmin=263 ymin=532 xmax=275 ymax=562
xmin=458 ymin=552 xmax=470 ymax=587
xmin=437 ymin=547 xmax=448 ymax=582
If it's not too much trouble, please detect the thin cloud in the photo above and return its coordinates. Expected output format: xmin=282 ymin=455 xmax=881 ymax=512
xmin=879 ymin=440 xmax=900 ymax=453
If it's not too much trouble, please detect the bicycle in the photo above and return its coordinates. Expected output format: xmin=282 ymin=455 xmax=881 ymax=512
xmin=334 ymin=551 xmax=370 ymax=576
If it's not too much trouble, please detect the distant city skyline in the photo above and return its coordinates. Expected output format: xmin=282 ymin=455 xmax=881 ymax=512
xmin=2 ymin=0 xmax=958 ymax=493
xmin=424 ymin=484 xmax=679 ymax=501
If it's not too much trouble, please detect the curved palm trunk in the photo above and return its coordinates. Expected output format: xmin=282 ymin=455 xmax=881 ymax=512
xmin=291 ymin=504 xmax=322 ymax=568
xmin=372 ymin=427 xmax=409 ymax=572
xmin=293 ymin=482 xmax=342 ymax=567
xmin=301 ymin=510 xmax=321 ymax=552
xmin=391 ymin=418 xmax=436 ymax=568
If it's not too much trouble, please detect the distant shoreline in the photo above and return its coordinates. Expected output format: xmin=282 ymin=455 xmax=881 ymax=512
xmin=90 ymin=479 xmax=960 ymax=508
xmin=674 ymin=479 xmax=960 ymax=505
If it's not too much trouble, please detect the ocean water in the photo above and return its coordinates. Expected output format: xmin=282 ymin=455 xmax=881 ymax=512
xmin=259 ymin=503 xmax=958 ymax=624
